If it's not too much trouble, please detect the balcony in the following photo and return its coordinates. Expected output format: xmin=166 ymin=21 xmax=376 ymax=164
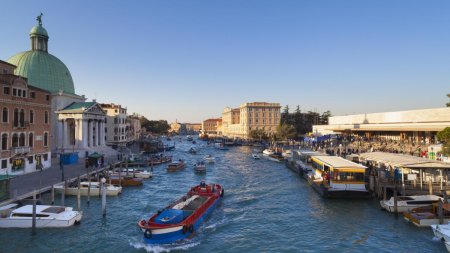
xmin=13 ymin=121 xmax=30 ymax=130
xmin=12 ymin=146 xmax=31 ymax=155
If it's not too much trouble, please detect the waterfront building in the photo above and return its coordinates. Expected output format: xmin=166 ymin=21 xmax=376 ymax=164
xmin=127 ymin=114 xmax=142 ymax=142
xmin=186 ymin=123 xmax=202 ymax=134
xmin=100 ymin=103 xmax=129 ymax=147
xmin=0 ymin=60 xmax=52 ymax=175
xmin=312 ymin=107 xmax=450 ymax=144
xmin=169 ymin=121 xmax=186 ymax=134
xmin=222 ymin=102 xmax=281 ymax=139
xmin=7 ymin=16 xmax=86 ymax=156
xmin=56 ymin=101 xmax=109 ymax=156
xmin=201 ymin=118 xmax=222 ymax=137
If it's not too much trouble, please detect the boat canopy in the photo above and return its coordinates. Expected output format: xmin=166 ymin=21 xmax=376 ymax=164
xmin=154 ymin=209 xmax=186 ymax=225
xmin=311 ymin=156 xmax=366 ymax=170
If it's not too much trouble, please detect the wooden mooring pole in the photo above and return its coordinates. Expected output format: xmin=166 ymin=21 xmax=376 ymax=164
xmin=87 ymin=172 xmax=91 ymax=206
xmin=32 ymin=190 xmax=37 ymax=235
xmin=51 ymin=185 xmax=55 ymax=205
xmin=61 ymin=180 xmax=66 ymax=206
xmin=77 ymin=176 xmax=81 ymax=211
xmin=393 ymin=182 xmax=398 ymax=217
xmin=101 ymin=178 xmax=107 ymax=217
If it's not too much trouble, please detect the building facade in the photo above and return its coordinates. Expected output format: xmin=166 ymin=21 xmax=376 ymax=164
xmin=186 ymin=123 xmax=202 ymax=134
xmin=202 ymin=118 xmax=222 ymax=137
xmin=0 ymin=60 xmax=52 ymax=175
xmin=222 ymin=102 xmax=281 ymax=139
xmin=312 ymin=107 xmax=450 ymax=144
xmin=101 ymin=103 xmax=129 ymax=147
xmin=127 ymin=114 xmax=141 ymax=142
xmin=56 ymin=102 xmax=108 ymax=157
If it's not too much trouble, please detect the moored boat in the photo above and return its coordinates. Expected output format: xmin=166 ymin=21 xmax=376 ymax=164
xmin=113 ymin=168 xmax=152 ymax=179
xmin=267 ymin=153 xmax=284 ymax=162
xmin=0 ymin=204 xmax=82 ymax=228
xmin=149 ymin=155 xmax=172 ymax=165
xmin=380 ymin=195 xmax=443 ymax=213
xmin=251 ymin=153 xmax=260 ymax=159
xmin=403 ymin=203 xmax=450 ymax=227
xmin=167 ymin=160 xmax=185 ymax=172
xmin=307 ymin=156 xmax=369 ymax=198
xmin=54 ymin=181 xmax=122 ymax=196
xmin=109 ymin=176 xmax=143 ymax=186
xmin=431 ymin=223 xmax=450 ymax=242
xmin=137 ymin=182 xmax=223 ymax=244
xmin=262 ymin=149 xmax=274 ymax=156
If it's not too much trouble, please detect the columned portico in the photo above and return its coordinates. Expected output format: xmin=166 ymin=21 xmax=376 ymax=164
xmin=56 ymin=102 xmax=110 ymax=157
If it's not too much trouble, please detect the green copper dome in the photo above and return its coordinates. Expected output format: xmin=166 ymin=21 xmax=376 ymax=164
xmin=7 ymin=15 xmax=75 ymax=94
xmin=7 ymin=51 xmax=75 ymax=94
xmin=29 ymin=24 xmax=48 ymax=37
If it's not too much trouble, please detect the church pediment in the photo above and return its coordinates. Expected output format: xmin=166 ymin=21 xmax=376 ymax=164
xmin=86 ymin=103 xmax=106 ymax=115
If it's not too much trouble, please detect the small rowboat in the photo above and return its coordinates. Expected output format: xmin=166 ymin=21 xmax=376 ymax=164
xmin=109 ymin=176 xmax=143 ymax=186
xmin=138 ymin=182 xmax=223 ymax=244
xmin=149 ymin=156 xmax=172 ymax=165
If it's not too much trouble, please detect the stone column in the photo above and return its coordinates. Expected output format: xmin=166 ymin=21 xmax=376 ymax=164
xmin=97 ymin=121 xmax=101 ymax=146
xmin=62 ymin=119 xmax=68 ymax=148
xmin=74 ymin=119 xmax=79 ymax=148
xmin=57 ymin=120 xmax=63 ymax=149
xmin=82 ymin=119 xmax=88 ymax=147
xmin=93 ymin=120 xmax=98 ymax=147
xmin=89 ymin=120 xmax=94 ymax=147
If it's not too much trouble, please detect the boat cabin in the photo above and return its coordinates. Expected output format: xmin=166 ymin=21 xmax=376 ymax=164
xmin=311 ymin=156 xmax=367 ymax=188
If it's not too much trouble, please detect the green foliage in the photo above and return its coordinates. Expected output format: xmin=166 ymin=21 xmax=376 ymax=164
xmin=140 ymin=117 xmax=170 ymax=134
xmin=249 ymin=129 xmax=269 ymax=141
xmin=280 ymin=107 xmax=331 ymax=136
xmin=447 ymin=94 xmax=450 ymax=107
xmin=276 ymin=123 xmax=297 ymax=140
xmin=438 ymin=127 xmax=450 ymax=155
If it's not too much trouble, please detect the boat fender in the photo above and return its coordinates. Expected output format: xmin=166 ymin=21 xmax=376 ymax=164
xmin=221 ymin=189 xmax=224 ymax=197
xmin=144 ymin=229 xmax=152 ymax=239
xmin=188 ymin=224 xmax=194 ymax=233
xmin=182 ymin=225 xmax=189 ymax=234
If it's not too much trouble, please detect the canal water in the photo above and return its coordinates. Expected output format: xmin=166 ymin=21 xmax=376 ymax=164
xmin=0 ymin=140 xmax=446 ymax=253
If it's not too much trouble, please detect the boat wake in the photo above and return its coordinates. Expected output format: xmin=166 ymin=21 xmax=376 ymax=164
xmin=129 ymin=239 xmax=200 ymax=253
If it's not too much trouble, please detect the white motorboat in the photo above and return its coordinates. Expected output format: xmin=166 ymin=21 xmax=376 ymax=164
xmin=282 ymin=149 xmax=293 ymax=158
xmin=115 ymin=168 xmax=152 ymax=178
xmin=203 ymin=155 xmax=215 ymax=163
xmin=54 ymin=181 xmax=122 ymax=196
xmin=431 ymin=223 xmax=450 ymax=242
xmin=252 ymin=154 xmax=260 ymax=159
xmin=380 ymin=195 xmax=442 ymax=213
xmin=0 ymin=204 xmax=82 ymax=228
xmin=262 ymin=149 xmax=274 ymax=156
xmin=445 ymin=241 xmax=450 ymax=253
xmin=194 ymin=162 xmax=206 ymax=173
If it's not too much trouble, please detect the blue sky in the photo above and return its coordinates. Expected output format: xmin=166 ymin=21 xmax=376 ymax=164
xmin=1 ymin=1 xmax=449 ymax=122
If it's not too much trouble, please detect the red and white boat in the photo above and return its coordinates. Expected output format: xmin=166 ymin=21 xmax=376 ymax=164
xmin=137 ymin=182 xmax=223 ymax=244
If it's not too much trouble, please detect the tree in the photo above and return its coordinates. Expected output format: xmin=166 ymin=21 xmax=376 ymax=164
xmin=276 ymin=123 xmax=297 ymax=140
xmin=319 ymin=110 xmax=332 ymax=125
xmin=140 ymin=116 xmax=170 ymax=134
xmin=437 ymin=127 xmax=450 ymax=155
xmin=447 ymin=94 xmax=450 ymax=107
xmin=249 ymin=129 xmax=268 ymax=141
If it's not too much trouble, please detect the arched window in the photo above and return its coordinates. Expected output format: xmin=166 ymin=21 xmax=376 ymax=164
xmin=30 ymin=110 xmax=34 ymax=124
xmin=2 ymin=108 xmax=7 ymax=123
xmin=44 ymin=111 xmax=49 ymax=124
xmin=1 ymin=133 xmax=7 ymax=150
xmin=43 ymin=132 xmax=48 ymax=147
xmin=13 ymin=108 xmax=19 ymax=127
xmin=12 ymin=133 xmax=18 ymax=147
xmin=19 ymin=133 xmax=25 ymax=147
xmin=28 ymin=133 xmax=34 ymax=147
xmin=19 ymin=109 xmax=25 ymax=127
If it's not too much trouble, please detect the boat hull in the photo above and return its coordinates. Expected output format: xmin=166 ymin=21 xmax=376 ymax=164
xmin=0 ymin=212 xmax=82 ymax=228
xmin=308 ymin=178 xmax=369 ymax=198
xmin=54 ymin=187 xmax=121 ymax=196
xmin=143 ymin=194 xmax=222 ymax=244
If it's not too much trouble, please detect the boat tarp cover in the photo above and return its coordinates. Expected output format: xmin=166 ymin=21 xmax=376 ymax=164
xmin=154 ymin=209 xmax=186 ymax=225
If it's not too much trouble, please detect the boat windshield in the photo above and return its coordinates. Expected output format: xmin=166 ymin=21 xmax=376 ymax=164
xmin=42 ymin=207 xmax=66 ymax=214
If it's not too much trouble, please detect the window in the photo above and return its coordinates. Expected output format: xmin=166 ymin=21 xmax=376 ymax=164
xmin=28 ymin=133 xmax=34 ymax=147
xmin=30 ymin=110 xmax=34 ymax=124
xmin=3 ymin=87 xmax=10 ymax=95
xmin=12 ymin=133 xmax=18 ymax=147
xmin=2 ymin=108 xmax=7 ymax=123
xmin=12 ymin=88 xmax=17 ymax=96
xmin=1 ymin=134 xmax=7 ymax=150
xmin=19 ymin=109 xmax=25 ymax=127
xmin=19 ymin=133 xmax=25 ymax=147
xmin=43 ymin=132 xmax=48 ymax=147
xmin=13 ymin=108 xmax=18 ymax=127
xmin=30 ymin=92 xmax=36 ymax=99
xmin=23 ymin=91 xmax=26 ymax=98
xmin=43 ymin=154 xmax=48 ymax=161
xmin=1 ymin=159 xmax=6 ymax=169
xmin=28 ymin=156 xmax=33 ymax=164
xmin=18 ymin=89 xmax=22 ymax=97
xmin=44 ymin=111 xmax=49 ymax=124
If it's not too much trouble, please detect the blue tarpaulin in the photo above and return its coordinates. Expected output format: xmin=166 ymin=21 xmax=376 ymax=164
xmin=154 ymin=209 xmax=186 ymax=225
